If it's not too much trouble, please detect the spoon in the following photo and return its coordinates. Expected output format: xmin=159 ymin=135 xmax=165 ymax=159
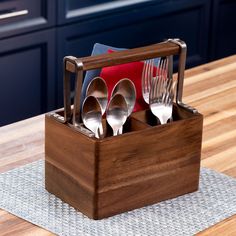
xmin=82 ymin=96 xmax=102 ymax=139
xmin=86 ymin=77 xmax=108 ymax=115
xmin=107 ymin=94 xmax=128 ymax=136
xmin=86 ymin=77 xmax=108 ymax=137
xmin=111 ymin=78 xmax=136 ymax=134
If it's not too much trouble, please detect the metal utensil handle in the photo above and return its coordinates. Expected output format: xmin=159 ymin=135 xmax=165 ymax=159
xmin=0 ymin=10 xmax=28 ymax=20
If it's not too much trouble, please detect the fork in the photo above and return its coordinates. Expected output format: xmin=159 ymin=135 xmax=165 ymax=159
xmin=142 ymin=58 xmax=167 ymax=104
xmin=149 ymin=59 xmax=176 ymax=125
xmin=142 ymin=59 xmax=154 ymax=104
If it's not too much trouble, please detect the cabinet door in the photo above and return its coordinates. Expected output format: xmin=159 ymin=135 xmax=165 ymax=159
xmin=57 ymin=0 xmax=158 ymax=24
xmin=210 ymin=0 xmax=236 ymax=59
xmin=0 ymin=0 xmax=56 ymax=39
xmin=57 ymin=0 xmax=211 ymax=106
xmin=0 ymin=29 xmax=55 ymax=126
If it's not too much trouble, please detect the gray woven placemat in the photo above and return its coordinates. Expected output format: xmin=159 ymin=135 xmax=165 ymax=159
xmin=1 ymin=160 xmax=236 ymax=236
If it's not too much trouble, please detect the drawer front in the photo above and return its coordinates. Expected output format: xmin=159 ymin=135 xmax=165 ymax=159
xmin=57 ymin=0 xmax=159 ymax=24
xmin=0 ymin=0 xmax=56 ymax=39
xmin=0 ymin=29 xmax=56 ymax=126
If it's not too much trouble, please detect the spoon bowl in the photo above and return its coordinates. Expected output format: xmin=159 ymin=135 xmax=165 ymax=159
xmin=111 ymin=78 xmax=136 ymax=116
xmin=82 ymin=96 xmax=102 ymax=139
xmin=107 ymin=94 xmax=128 ymax=136
xmin=86 ymin=77 xmax=108 ymax=115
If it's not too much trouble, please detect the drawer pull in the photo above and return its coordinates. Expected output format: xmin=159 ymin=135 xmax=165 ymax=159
xmin=0 ymin=10 xmax=28 ymax=20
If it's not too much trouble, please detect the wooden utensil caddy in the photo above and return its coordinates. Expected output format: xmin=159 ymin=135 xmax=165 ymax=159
xmin=45 ymin=39 xmax=203 ymax=220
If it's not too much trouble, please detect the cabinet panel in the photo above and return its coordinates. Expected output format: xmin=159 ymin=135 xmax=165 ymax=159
xmin=0 ymin=0 xmax=56 ymax=39
xmin=57 ymin=0 xmax=210 ymax=106
xmin=0 ymin=29 xmax=55 ymax=126
xmin=210 ymin=0 xmax=236 ymax=59
xmin=57 ymin=0 xmax=161 ymax=24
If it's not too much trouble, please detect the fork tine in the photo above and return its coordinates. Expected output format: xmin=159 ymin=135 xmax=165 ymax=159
xmin=151 ymin=59 xmax=158 ymax=98
xmin=164 ymin=57 xmax=168 ymax=80
xmin=144 ymin=60 xmax=149 ymax=93
xmin=141 ymin=60 xmax=146 ymax=92
xmin=145 ymin=60 xmax=150 ymax=93
xmin=147 ymin=59 xmax=154 ymax=92
xmin=156 ymin=58 xmax=163 ymax=97
xmin=156 ymin=57 xmax=162 ymax=71
xmin=159 ymin=58 xmax=166 ymax=98
xmin=163 ymin=57 xmax=167 ymax=81
xmin=150 ymin=77 xmax=155 ymax=104
xmin=150 ymin=62 xmax=159 ymax=104
xmin=154 ymin=74 xmax=159 ymax=101
xmin=164 ymin=78 xmax=172 ymax=105
xmin=166 ymin=79 xmax=176 ymax=105
xmin=162 ymin=58 xmax=170 ymax=105
xmin=149 ymin=74 xmax=155 ymax=104
xmin=149 ymin=59 xmax=154 ymax=91
xmin=142 ymin=60 xmax=149 ymax=93
xmin=153 ymin=59 xmax=161 ymax=100
xmin=145 ymin=60 xmax=149 ymax=92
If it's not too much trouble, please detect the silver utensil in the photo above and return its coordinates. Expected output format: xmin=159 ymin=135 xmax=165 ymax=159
xmin=149 ymin=66 xmax=176 ymax=124
xmin=111 ymin=78 xmax=136 ymax=116
xmin=142 ymin=57 xmax=169 ymax=105
xmin=111 ymin=78 xmax=136 ymax=135
xmin=107 ymin=94 xmax=128 ymax=136
xmin=86 ymin=77 xmax=108 ymax=137
xmin=82 ymin=96 xmax=102 ymax=139
xmin=86 ymin=77 xmax=108 ymax=115
xmin=142 ymin=59 xmax=154 ymax=104
xmin=86 ymin=77 xmax=108 ymax=138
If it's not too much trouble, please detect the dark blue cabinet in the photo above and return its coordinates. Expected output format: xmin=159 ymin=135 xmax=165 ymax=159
xmin=0 ymin=29 xmax=56 ymax=126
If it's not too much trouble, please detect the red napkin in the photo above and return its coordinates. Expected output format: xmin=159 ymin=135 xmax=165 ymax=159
xmin=100 ymin=49 xmax=157 ymax=112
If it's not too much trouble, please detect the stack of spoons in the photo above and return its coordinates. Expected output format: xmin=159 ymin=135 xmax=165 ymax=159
xmin=82 ymin=77 xmax=136 ymax=138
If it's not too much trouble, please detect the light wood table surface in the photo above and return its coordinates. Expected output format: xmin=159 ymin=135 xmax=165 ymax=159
xmin=1 ymin=55 xmax=236 ymax=235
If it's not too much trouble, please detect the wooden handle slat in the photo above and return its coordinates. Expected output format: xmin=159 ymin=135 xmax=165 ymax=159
xmin=66 ymin=41 xmax=180 ymax=72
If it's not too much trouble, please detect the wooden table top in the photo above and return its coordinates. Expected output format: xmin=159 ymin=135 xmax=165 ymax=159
xmin=1 ymin=55 xmax=236 ymax=235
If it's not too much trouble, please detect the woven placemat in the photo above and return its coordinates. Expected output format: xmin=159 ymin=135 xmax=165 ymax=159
xmin=0 ymin=160 xmax=236 ymax=236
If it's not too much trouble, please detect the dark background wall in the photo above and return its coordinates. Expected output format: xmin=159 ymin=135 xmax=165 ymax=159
xmin=0 ymin=0 xmax=236 ymax=126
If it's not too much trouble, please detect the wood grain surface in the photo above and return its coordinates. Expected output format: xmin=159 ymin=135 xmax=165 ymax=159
xmin=45 ymin=107 xmax=202 ymax=219
xmin=1 ymin=55 xmax=236 ymax=234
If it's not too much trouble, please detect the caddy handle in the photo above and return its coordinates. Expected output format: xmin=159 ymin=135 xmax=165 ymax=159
xmin=65 ymin=41 xmax=180 ymax=72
